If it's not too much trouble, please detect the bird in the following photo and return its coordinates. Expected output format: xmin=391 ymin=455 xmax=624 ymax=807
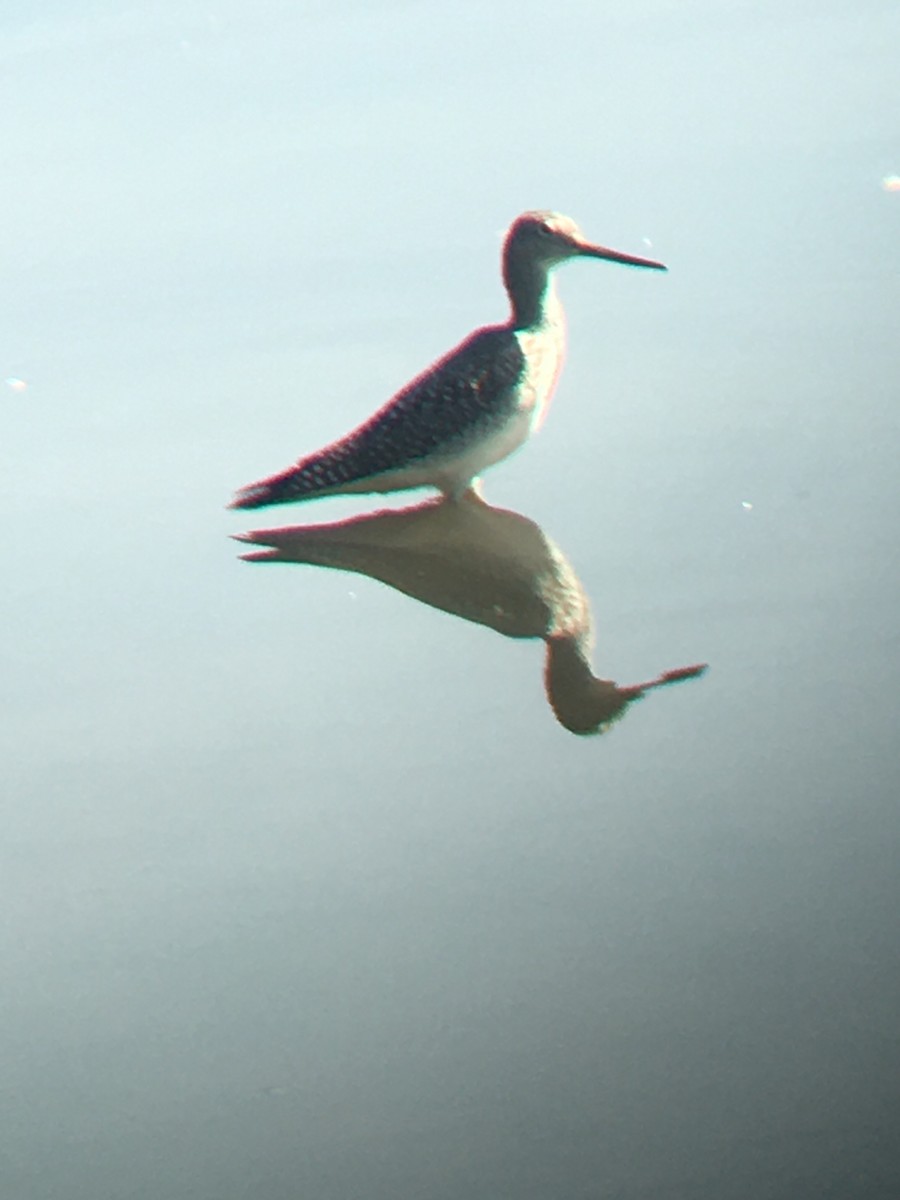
xmin=229 ymin=211 xmax=666 ymax=510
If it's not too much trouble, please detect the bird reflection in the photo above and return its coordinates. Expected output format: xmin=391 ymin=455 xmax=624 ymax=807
xmin=234 ymin=495 xmax=706 ymax=735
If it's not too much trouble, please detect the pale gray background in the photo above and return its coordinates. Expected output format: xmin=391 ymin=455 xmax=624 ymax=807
xmin=2 ymin=2 xmax=898 ymax=1197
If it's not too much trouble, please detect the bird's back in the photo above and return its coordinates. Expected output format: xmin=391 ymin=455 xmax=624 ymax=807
xmin=231 ymin=324 xmax=528 ymax=508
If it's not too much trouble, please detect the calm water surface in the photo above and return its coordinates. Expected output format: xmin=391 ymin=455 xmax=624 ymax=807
xmin=2 ymin=3 xmax=898 ymax=1197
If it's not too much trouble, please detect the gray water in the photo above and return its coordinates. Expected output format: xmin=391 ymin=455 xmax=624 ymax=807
xmin=2 ymin=3 xmax=899 ymax=1197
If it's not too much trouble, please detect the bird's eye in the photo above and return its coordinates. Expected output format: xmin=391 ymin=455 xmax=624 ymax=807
xmin=538 ymin=223 xmax=555 ymax=237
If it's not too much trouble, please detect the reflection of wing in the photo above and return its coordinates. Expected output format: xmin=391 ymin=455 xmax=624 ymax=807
xmin=230 ymin=328 xmax=527 ymax=510
xmin=239 ymin=493 xmax=565 ymax=637
xmin=235 ymin=495 xmax=707 ymax=736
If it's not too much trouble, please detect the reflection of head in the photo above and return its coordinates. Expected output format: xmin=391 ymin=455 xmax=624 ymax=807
xmin=545 ymin=642 xmax=707 ymax=736
xmin=545 ymin=637 xmax=636 ymax=736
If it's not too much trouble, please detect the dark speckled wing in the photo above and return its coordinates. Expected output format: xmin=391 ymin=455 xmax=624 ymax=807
xmin=340 ymin=327 xmax=526 ymax=469
xmin=231 ymin=326 xmax=527 ymax=508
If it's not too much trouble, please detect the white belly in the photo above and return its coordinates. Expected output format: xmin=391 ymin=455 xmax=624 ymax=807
xmin=432 ymin=408 xmax=536 ymax=497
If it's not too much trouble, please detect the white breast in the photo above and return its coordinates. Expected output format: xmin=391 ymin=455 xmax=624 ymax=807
xmin=513 ymin=321 xmax=565 ymax=433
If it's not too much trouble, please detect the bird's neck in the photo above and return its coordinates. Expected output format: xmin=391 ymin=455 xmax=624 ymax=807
xmin=504 ymin=254 xmax=560 ymax=330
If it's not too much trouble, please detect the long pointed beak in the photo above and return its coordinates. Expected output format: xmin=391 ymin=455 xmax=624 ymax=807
xmin=580 ymin=241 xmax=667 ymax=271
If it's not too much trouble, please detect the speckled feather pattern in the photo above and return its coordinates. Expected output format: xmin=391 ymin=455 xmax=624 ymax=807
xmin=230 ymin=210 xmax=667 ymax=509
xmin=236 ymin=327 xmax=527 ymax=506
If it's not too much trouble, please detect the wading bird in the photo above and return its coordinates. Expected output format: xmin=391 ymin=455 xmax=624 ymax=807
xmin=230 ymin=211 xmax=665 ymax=510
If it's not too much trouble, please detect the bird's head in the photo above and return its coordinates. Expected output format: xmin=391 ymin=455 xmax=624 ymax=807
xmin=506 ymin=210 xmax=667 ymax=272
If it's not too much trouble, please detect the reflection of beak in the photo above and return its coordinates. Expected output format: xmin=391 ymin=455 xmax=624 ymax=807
xmin=580 ymin=240 xmax=667 ymax=271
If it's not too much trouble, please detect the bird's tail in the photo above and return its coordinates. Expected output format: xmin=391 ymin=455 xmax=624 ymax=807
xmin=229 ymin=456 xmax=344 ymax=510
